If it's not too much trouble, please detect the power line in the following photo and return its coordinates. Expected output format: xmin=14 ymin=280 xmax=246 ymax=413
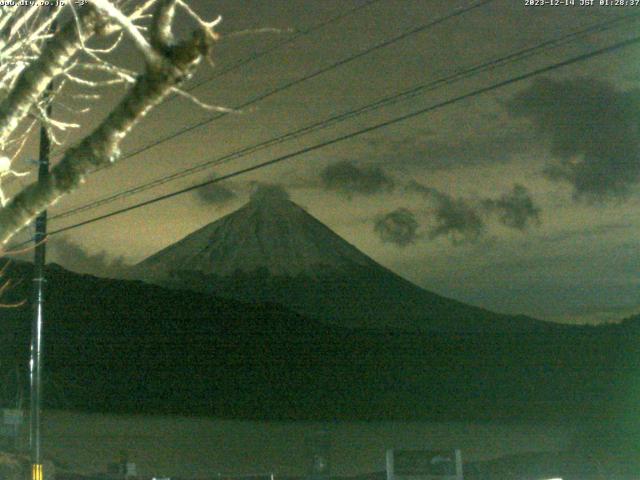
xmin=50 ymin=11 xmax=640 ymax=221
xmin=47 ymin=0 xmax=508 ymax=220
xmin=43 ymin=33 xmax=640 ymax=239
xmin=87 ymin=0 xmax=495 ymax=174
xmin=189 ymin=0 xmax=384 ymax=92
xmin=49 ymin=0 xmax=384 ymax=159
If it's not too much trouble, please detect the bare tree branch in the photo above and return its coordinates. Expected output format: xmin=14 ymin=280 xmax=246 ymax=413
xmin=150 ymin=0 xmax=177 ymax=50
xmin=88 ymin=0 xmax=163 ymax=65
xmin=0 ymin=2 xmax=219 ymax=244
xmin=0 ymin=6 xmax=105 ymax=148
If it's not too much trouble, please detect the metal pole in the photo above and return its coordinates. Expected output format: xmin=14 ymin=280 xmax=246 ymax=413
xmin=30 ymin=64 xmax=52 ymax=480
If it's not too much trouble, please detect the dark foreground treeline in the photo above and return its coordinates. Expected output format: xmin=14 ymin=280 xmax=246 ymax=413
xmin=0 ymin=262 xmax=638 ymax=448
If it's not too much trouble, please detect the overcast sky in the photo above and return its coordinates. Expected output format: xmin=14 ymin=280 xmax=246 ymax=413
xmin=8 ymin=0 xmax=640 ymax=325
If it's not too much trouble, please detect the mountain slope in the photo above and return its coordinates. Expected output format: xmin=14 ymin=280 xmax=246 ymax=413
xmin=0 ymin=261 xmax=633 ymax=423
xmin=132 ymin=188 xmax=558 ymax=333
xmin=133 ymin=186 xmax=380 ymax=278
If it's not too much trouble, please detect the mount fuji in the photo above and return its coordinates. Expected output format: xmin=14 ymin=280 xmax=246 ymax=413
xmin=132 ymin=186 xmax=558 ymax=333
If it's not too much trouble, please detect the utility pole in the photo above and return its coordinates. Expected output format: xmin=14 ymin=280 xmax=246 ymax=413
xmin=30 ymin=16 xmax=54 ymax=479
xmin=29 ymin=102 xmax=50 ymax=480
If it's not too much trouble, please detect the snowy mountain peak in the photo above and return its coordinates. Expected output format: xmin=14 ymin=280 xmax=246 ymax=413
xmin=135 ymin=187 xmax=378 ymax=279
xmin=248 ymin=183 xmax=291 ymax=205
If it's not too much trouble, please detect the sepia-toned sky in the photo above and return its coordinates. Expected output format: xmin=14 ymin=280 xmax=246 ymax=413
xmin=8 ymin=0 xmax=640 ymax=325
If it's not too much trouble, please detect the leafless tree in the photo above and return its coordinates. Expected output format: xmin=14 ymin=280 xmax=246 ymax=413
xmin=0 ymin=0 xmax=224 ymax=245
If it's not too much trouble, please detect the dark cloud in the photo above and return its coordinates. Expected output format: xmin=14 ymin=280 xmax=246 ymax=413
xmin=508 ymin=77 xmax=640 ymax=201
xmin=374 ymin=208 xmax=419 ymax=247
xmin=407 ymin=181 xmax=484 ymax=244
xmin=483 ymin=184 xmax=541 ymax=230
xmin=250 ymin=182 xmax=290 ymax=203
xmin=429 ymin=192 xmax=484 ymax=244
xmin=406 ymin=181 xmax=540 ymax=241
xmin=193 ymin=175 xmax=237 ymax=206
xmin=320 ymin=161 xmax=394 ymax=197
xmin=48 ymin=237 xmax=130 ymax=279
xmin=405 ymin=180 xmax=439 ymax=198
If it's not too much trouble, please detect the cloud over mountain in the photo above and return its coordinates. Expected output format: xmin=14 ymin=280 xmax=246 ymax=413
xmin=402 ymin=181 xmax=540 ymax=245
xmin=429 ymin=191 xmax=485 ymax=243
xmin=320 ymin=161 xmax=394 ymax=197
xmin=508 ymin=78 xmax=640 ymax=201
xmin=483 ymin=184 xmax=540 ymax=230
xmin=193 ymin=175 xmax=238 ymax=206
xmin=250 ymin=182 xmax=290 ymax=203
xmin=374 ymin=208 xmax=419 ymax=247
xmin=407 ymin=181 xmax=485 ymax=244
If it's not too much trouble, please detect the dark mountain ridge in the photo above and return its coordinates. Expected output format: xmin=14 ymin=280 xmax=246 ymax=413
xmin=0 ymin=260 xmax=636 ymax=428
